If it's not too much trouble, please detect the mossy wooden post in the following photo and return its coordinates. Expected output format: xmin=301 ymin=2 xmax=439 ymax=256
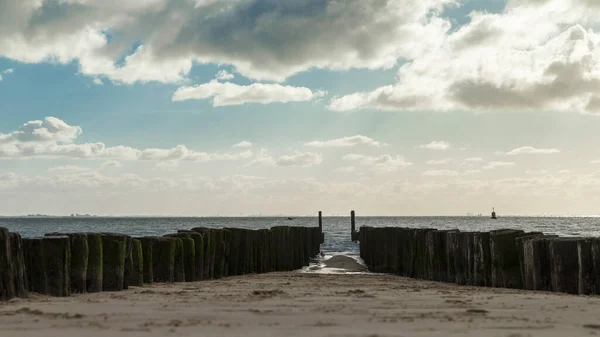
xmin=128 ymin=239 xmax=143 ymax=286
xmin=445 ymin=231 xmax=459 ymax=283
xmin=192 ymin=228 xmax=214 ymax=279
xmin=123 ymin=235 xmax=133 ymax=290
xmin=1 ymin=228 xmax=16 ymax=300
xmin=45 ymin=233 xmax=89 ymax=293
xmin=181 ymin=237 xmax=195 ymax=282
xmin=226 ymin=228 xmax=241 ymax=276
xmin=549 ymin=238 xmax=579 ymax=294
xmin=177 ymin=231 xmax=204 ymax=281
xmin=163 ymin=236 xmax=184 ymax=282
xmin=515 ymin=233 xmax=545 ymax=289
xmin=489 ymin=229 xmax=525 ymax=288
xmin=42 ymin=236 xmax=71 ymax=297
xmin=524 ymin=236 xmax=556 ymax=291
xmin=473 ymin=232 xmax=491 ymax=287
xmin=23 ymin=238 xmax=46 ymax=295
xmin=69 ymin=233 xmax=89 ymax=293
xmin=591 ymin=239 xmax=600 ymax=294
xmin=86 ymin=233 xmax=103 ymax=293
xmin=212 ymin=229 xmax=225 ymax=279
xmin=137 ymin=237 xmax=156 ymax=284
xmin=222 ymin=229 xmax=232 ymax=277
xmin=577 ymin=239 xmax=594 ymax=295
xmin=402 ymin=228 xmax=416 ymax=277
xmin=165 ymin=234 xmax=192 ymax=282
xmin=153 ymin=237 xmax=177 ymax=283
xmin=9 ymin=232 xmax=27 ymax=298
xmin=101 ymin=234 xmax=127 ymax=291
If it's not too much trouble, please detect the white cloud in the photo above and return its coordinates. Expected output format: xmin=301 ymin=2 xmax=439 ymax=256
xmin=328 ymin=0 xmax=600 ymax=115
xmin=426 ymin=158 xmax=452 ymax=165
xmin=248 ymin=149 xmax=322 ymax=167
xmin=0 ymin=68 xmax=14 ymax=81
xmin=93 ymin=78 xmax=104 ymax=86
xmin=335 ymin=166 xmax=356 ymax=173
xmin=0 ymin=0 xmax=454 ymax=84
xmin=232 ymin=141 xmax=252 ymax=148
xmin=172 ymin=80 xmax=326 ymax=106
xmin=506 ymin=146 xmax=560 ymax=155
xmin=48 ymin=165 xmax=90 ymax=173
xmin=420 ymin=141 xmax=450 ymax=150
xmin=139 ymin=145 xmax=252 ymax=162
xmin=483 ymin=161 xmax=516 ymax=170
xmin=100 ymin=160 xmax=123 ymax=169
xmin=304 ymin=135 xmax=386 ymax=148
xmin=215 ymin=70 xmax=234 ymax=81
xmin=591 ymin=160 xmax=600 ymax=164
xmin=422 ymin=170 xmax=459 ymax=176
xmin=343 ymin=153 xmax=413 ymax=171
xmin=0 ymin=117 xmax=252 ymax=163
xmin=465 ymin=157 xmax=484 ymax=162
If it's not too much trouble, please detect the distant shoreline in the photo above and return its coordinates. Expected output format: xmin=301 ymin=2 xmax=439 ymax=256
xmin=1 ymin=215 xmax=599 ymax=218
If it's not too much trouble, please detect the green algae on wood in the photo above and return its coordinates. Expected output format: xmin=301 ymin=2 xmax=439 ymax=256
xmin=42 ymin=236 xmax=71 ymax=297
xmin=0 ymin=228 xmax=16 ymax=300
xmin=23 ymin=238 xmax=46 ymax=295
xmin=9 ymin=232 xmax=27 ymax=298
xmin=123 ymin=235 xmax=133 ymax=289
xmin=178 ymin=231 xmax=204 ymax=281
xmin=46 ymin=233 xmax=90 ymax=294
xmin=128 ymin=239 xmax=144 ymax=286
xmin=137 ymin=237 xmax=156 ymax=284
xmin=180 ymin=237 xmax=195 ymax=282
xmin=86 ymin=233 xmax=103 ymax=293
xmin=152 ymin=237 xmax=176 ymax=283
xmin=101 ymin=234 xmax=127 ymax=291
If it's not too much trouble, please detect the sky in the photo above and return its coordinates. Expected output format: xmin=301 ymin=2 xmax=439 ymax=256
xmin=2 ymin=0 xmax=600 ymax=216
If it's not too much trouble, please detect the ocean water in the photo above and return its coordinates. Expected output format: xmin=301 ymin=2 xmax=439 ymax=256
xmin=2 ymin=216 xmax=600 ymax=259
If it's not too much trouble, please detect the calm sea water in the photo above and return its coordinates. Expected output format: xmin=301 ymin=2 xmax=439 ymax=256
xmin=2 ymin=216 xmax=600 ymax=258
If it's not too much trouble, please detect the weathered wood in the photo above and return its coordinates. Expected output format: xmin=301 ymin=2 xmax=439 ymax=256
xmin=45 ymin=233 xmax=90 ymax=294
xmin=191 ymin=227 xmax=215 ymax=279
xmin=101 ymin=234 xmax=127 ymax=291
xmin=489 ymin=229 xmax=525 ymax=288
xmin=23 ymin=238 xmax=46 ymax=295
xmin=1 ymin=228 xmax=16 ymax=300
xmin=86 ymin=233 xmax=103 ymax=293
xmin=152 ymin=237 xmax=177 ymax=283
xmin=177 ymin=230 xmax=204 ymax=281
xmin=42 ymin=236 xmax=71 ymax=297
xmin=9 ymin=232 xmax=27 ymax=298
xmin=123 ymin=235 xmax=133 ymax=290
xmin=137 ymin=237 xmax=155 ymax=284
xmin=549 ymin=238 xmax=579 ymax=294
xmin=128 ymin=239 xmax=143 ymax=287
xmin=473 ymin=232 xmax=490 ymax=287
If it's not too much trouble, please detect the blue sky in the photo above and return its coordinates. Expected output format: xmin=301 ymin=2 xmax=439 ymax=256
xmin=1 ymin=0 xmax=600 ymax=216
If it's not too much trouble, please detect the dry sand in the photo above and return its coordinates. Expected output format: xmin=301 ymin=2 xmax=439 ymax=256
xmin=2 ymin=263 xmax=600 ymax=336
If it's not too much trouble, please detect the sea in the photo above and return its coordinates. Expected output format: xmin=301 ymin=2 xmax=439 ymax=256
xmin=2 ymin=216 xmax=600 ymax=260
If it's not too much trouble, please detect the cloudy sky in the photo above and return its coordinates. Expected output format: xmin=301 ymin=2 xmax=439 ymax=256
xmin=1 ymin=0 xmax=600 ymax=216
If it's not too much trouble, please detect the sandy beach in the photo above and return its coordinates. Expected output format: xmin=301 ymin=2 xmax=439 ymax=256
xmin=2 ymin=264 xmax=600 ymax=337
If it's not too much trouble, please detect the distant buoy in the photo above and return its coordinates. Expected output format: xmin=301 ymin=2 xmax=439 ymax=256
xmin=491 ymin=207 xmax=497 ymax=219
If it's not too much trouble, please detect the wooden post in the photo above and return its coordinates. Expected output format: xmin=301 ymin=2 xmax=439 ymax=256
xmin=318 ymin=211 xmax=324 ymax=244
xmin=351 ymin=210 xmax=356 ymax=242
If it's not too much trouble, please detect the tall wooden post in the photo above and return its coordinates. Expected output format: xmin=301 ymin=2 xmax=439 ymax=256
xmin=351 ymin=210 xmax=356 ymax=242
xmin=318 ymin=211 xmax=322 ymax=233
xmin=318 ymin=211 xmax=324 ymax=244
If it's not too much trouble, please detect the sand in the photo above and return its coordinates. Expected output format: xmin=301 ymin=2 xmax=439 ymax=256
xmin=2 ymin=259 xmax=600 ymax=336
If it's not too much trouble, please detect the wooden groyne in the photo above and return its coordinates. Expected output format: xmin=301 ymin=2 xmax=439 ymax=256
xmin=0 ymin=226 xmax=322 ymax=300
xmin=357 ymin=226 xmax=600 ymax=295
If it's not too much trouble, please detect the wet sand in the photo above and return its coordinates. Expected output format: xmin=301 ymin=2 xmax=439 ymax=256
xmin=2 ymin=270 xmax=600 ymax=337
